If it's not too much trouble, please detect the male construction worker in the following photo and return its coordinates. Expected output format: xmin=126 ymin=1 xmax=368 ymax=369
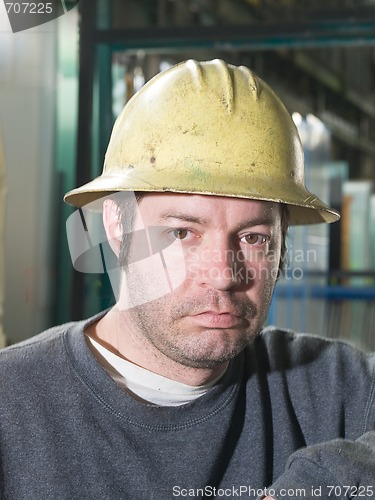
xmin=0 ymin=60 xmax=374 ymax=500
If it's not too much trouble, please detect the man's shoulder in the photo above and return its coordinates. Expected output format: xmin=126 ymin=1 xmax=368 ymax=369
xmin=0 ymin=311 xmax=109 ymax=411
xmin=0 ymin=309 xmax=108 ymax=367
xmin=0 ymin=309 xmax=107 ymax=376
xmin=254 ymin=326 xmax=375 ymax=372
xmin=0 ymin=320 xmax=81 ymax=370
xmin=259 ymin=325 xmax=373 ymax=353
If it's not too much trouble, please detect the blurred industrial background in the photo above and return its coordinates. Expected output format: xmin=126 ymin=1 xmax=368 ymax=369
xmin=1 ymin=0 xmax=375 ymax=349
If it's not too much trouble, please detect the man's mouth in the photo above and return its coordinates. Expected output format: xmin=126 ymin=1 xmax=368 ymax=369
xmin=189 ymin=311 xmax=243 ymax=328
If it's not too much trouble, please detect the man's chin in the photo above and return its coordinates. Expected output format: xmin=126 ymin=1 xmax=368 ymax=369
xmin=167 ymin=337 xmax=251 ymax=369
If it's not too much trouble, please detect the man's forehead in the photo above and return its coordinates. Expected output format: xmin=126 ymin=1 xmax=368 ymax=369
xmin=133 ymin=192 xmax=281 ymax=227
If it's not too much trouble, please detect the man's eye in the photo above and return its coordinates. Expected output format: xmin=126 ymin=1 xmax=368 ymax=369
xmin=172 ymin=228 xmax=190 ymax=240
xmin=241 ymin=234 xmax=269 ymax=245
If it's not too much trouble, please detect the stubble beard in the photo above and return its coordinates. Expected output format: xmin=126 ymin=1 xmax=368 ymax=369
xmin=124 ymin=284 xmax=275 ymax=369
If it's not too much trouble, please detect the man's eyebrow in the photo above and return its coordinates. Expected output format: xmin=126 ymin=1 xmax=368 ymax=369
xmin=158 ymin=212 xmax=208 ymax=225
xmin=157 ymin=211 xmax=278 ymax=229
xmin=236 ymin=215 xmax=278 ymax=231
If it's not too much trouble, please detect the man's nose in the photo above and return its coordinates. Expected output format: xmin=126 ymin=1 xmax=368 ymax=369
xmin=192 ymin=237 xmax=244 ymax=291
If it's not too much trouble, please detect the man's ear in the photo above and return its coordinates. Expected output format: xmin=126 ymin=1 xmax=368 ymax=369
xmin=102 ymin=199 xmax=122 ymax=257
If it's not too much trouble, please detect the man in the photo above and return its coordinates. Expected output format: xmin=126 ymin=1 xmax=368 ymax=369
xmin=0 ymin=59 xmax=374 ymax=499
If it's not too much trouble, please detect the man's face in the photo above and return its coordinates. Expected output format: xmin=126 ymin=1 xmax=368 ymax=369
xmin=120 ymin=193 xmax=283 ymax=369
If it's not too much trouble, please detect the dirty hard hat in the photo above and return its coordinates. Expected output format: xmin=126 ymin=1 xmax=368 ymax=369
xmin=64 ymin=59 xmax=340 ymax=225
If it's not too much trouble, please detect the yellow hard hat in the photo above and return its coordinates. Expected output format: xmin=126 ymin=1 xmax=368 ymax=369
xmin=64 ymin=59 xmax=339 ymax=225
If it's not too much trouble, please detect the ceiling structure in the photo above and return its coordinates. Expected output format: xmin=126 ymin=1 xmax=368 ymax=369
xmin=81 ymin=0 xmax=375 ymax=178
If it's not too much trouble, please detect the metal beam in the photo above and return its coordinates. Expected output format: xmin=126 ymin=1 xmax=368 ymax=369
xmin=91 ymin=11 xmax=375 ymax=51
xmin=71 ymin=0 xmax=97 ymax=320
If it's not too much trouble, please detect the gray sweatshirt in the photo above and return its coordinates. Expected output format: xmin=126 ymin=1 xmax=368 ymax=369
xmin=0 ymin=312 xmax=374 ymax=500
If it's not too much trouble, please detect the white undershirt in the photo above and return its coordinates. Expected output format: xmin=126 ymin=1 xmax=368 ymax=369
xmin=86 ymin=336 xmax=227 ymax=406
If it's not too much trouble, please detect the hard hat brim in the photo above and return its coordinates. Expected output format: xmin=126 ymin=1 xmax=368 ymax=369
xmin=64 ymin=174 xmax=340 ymax=225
